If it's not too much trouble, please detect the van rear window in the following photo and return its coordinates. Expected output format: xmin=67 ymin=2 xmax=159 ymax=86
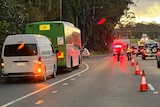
xmin=4 ymin=44 xmax=37 ymax=56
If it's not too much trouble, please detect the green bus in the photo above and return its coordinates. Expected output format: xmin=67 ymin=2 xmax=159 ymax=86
xmin=25 ymin=21 xmax=82 ymax=71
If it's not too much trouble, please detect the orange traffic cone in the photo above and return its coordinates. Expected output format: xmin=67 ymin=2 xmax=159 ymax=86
xmin=135 ymin=62 xmax=140 ymax=75
xmin=140 ymin=70 xmax=148 ymax=91
xmin=131 ymin=57 xmax=135 ymax=66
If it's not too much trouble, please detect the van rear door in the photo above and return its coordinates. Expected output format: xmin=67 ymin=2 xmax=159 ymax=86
xmin=3 ymin=43 xmax=38 ymax=74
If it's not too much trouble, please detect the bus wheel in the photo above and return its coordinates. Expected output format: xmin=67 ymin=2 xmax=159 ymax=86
xmin=79 ymin=56 xmax=81 ymax=64
xmin=71 ymin=57 xmax=73 ymax=68
xmin=67 ymin=57 xmax=73 ymax=72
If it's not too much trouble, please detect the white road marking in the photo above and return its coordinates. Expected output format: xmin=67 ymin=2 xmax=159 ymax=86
xmin=35 ymin=100 xmax=44 ymax=104
xmin=62 ymin=83 xmax=68 ymax=86
xmin=70 ymin=78 xmax=75 ymax=80
xmin=51 ymin=90 xmax=58 ymax=94
xmin=153 ymin=91 xmax=159 ymax=94
xmin=0 ymin=62 xmax=89 ymax=107
xmin=148 ymin=83 xmax=155 ymax=91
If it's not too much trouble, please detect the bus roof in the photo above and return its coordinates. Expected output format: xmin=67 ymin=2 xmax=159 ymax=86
xmin=28 ymin=21 xmax=75 ymax=27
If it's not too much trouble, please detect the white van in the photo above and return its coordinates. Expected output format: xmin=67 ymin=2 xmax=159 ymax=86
xmin=1 ymin=34 xmax=57 ymax=82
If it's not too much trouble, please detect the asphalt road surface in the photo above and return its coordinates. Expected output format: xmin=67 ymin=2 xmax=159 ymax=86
xmin=1 ymin=54 xmax=160 ymax=107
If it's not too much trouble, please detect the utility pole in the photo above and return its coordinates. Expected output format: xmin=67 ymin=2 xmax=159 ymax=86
xmin=60 ymin=0 xmax=62 ymax=20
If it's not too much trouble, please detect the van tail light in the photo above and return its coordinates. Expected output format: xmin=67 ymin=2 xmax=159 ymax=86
xmin=37 ymin=57 xmax=42 ymax=73
xmin=1 ymin=59 xmax=4 ymax=69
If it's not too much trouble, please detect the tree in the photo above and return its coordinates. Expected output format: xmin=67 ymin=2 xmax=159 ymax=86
xmin=0 ymin=0 xmax=27 ymax=56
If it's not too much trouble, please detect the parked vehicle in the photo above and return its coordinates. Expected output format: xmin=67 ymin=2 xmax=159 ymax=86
xmin=1 ymin=34 xmax=57 ymax=82
xmin=82 ymin=48 xmax=90 ymax=57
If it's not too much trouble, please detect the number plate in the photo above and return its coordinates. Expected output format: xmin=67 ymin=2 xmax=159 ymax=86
xmin=16 ymin=62 xmax=25 ymax=66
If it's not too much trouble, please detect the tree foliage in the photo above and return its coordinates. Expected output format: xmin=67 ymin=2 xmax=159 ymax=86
xmin=0 ymin=0 xmax=134 ymax=53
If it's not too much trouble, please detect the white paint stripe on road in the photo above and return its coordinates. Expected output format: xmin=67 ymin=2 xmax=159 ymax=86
xmin=70 ymin=78 xmax=75 ymax=80
xmin=148 ymin=83 xmax=155 ymax=91
xmin=51 ymin=90 xmax=58 ymax=94
xmin=35 ymin=100 xmax=44 ymax=105
xmin=0 ymin=62 xmax=89 ymax=107
xmin=62 ymin=83 xmax=68 ymax=86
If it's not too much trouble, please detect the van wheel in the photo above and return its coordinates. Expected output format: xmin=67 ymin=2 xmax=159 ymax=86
xmin=40 ymin=74 xmax=47 ymax=82
xmin=52 ymin=71 xmax=56 ymax=78
xmin=4 ymin=77 xmax=12 ymax=83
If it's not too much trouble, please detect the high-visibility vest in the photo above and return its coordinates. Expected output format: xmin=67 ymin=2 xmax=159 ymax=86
xmin=126 ymin=47 xmax=131 ymax=52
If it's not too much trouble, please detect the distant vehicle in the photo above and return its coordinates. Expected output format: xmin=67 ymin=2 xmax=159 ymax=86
xmin=82 ymin=48 xmax=90 ymax=57
xmin=112 ymin=39 xmax=130 ymax=56
xmin=113 ymin=44 xmax=124 ymax=56
xmin=131 ymin=45 xmax=138 ymax=55
xmin=25 ymin=21 xmax=82 ymax=72
xmin=136 ymin=45 xmax=144 ymax=57
xmin=141 ymin=34 xmax=148 ymax=42
xmin=156 ymin=48 xmax=160 ymax=68
xmin=141 ymin=41 xmax=158 ymax=60
xmin=1 ymin=34 xmax=57 ymax=82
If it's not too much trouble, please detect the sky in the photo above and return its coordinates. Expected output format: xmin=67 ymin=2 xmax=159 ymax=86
xmin=129 ymin=0 xmax=160 ymax=24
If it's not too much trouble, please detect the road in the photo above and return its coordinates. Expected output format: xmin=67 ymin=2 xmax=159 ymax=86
xmin=1 ymin=54 xmax=160 ymax=107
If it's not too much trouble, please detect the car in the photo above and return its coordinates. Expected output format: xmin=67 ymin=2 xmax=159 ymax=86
xmin=82 ymin=48 xmax=90 ymax=57
xmin=131 ymin=45 xmax=138 ymax=55
xmin=136 ymin=45 xmax=144 ymax=57
xmin=141 ymin=41 xmax=158 ymax=60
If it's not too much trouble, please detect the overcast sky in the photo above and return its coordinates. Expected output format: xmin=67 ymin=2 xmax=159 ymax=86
xmin=129 ymin=0 xmax=160 ymax=23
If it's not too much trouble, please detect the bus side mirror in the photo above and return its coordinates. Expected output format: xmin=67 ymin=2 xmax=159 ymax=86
xmin=56 ymin=50 xmax=59 ymax=53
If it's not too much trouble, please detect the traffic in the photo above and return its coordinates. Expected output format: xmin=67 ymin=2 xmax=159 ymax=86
xmin=1 ymin=0 xmax=160 ymax=107
xmin=0 ymin=21 xmax=82 ymax=83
